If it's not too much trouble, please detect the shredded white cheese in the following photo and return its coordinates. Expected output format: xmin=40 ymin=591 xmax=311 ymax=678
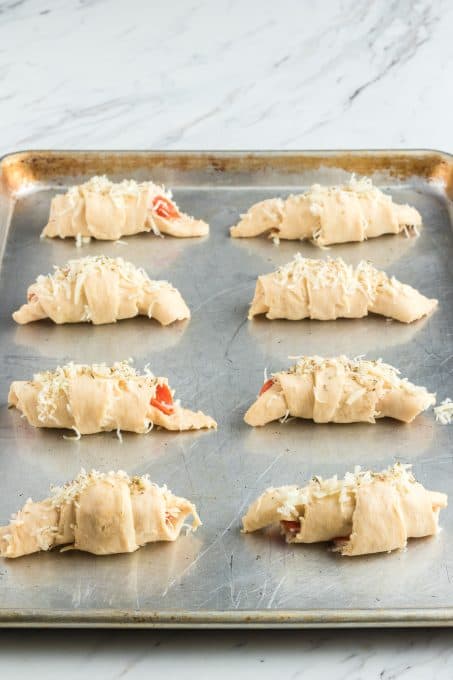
xmin=48 ymin=468 xmax=162 ymax=508
xmin=274 ymin=355 xmax=435 ymax=416
xmin=279 ymin=410 xmax=291 ymax=424
xmin=32 ymin=359 xmax=165 ymax=427
xmin=276 ymin=463 xmax=415 ymax=522
xmin=304 ymin=176 xmax=418 ymax=244
xmin=289 ymin=355 xmax=402 ymax=387
xmin=31 ymin=255 xmax=173 ymax=321
xmin=75 ymin=234 xmax=91 ymax=248
xmin=63 ymin=175 xmax=178 ymax=228
xmin=67 ymin=175 xmax=171 ymax=200
xmin=435 ymin=398 xmax=453 ymax=424
xmin=63 ymin=426 xmax=81 ymax=441
xmin=272 ymin=254 xmax=383 ymax=303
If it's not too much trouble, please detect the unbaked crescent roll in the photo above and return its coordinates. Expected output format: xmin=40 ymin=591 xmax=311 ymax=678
xmin=41 ymin=175 xmax=209 ymax=241
xmin=244 ymin=356 xmax=435 ymax=426
xmin=242 ymin=463 xmax=447 ymax=557
xmin=248 ymin=255 xmax=437 ymax=323
xmin=230 ymin=177 xmax=421 ymax=246
xmin=13 ymin=255 xmax=190 ymax=326
xmin=8 ymin=360 xmax=217 ymax=436
xmin=0 ymin=469 xmax=201 ymax=558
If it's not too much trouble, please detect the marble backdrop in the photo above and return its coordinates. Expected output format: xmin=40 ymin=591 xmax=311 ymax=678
xmin=1 ymin=0 xmax=453 ymax=677
xmin=2 ymin=628 xmax=453 ymax=679
xmin=0 ymin=0 xmax=452 ymax=155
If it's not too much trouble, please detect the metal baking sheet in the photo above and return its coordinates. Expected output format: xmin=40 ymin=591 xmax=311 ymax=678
xmin=1 ymin=150 xmax=453 ymax=628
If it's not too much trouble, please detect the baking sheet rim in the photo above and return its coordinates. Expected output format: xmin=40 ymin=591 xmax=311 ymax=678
xmin=1 ymin=148 xmax=453 ymax=629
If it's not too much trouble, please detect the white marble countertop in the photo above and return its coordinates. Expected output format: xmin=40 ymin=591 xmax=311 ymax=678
xmin=1 ymin=0 xmax=452 ymax=155
xmin=2 ymin=0 xmax=453 ymax=676
xmin=1 ymin=628 xmax=453 ymax=679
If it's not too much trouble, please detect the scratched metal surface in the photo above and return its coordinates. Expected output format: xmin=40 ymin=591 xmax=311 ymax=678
xmin=0 ymin=151 xmax=453 ymax=627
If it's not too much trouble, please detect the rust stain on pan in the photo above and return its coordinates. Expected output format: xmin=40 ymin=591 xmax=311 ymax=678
xmin=1 ymin=150 xmax=453 ymax=196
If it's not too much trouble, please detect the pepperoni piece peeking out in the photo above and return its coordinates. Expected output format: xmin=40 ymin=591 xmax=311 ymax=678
xmin=152 ymin=195 xmax=180 ymax=220
xmin=165 ymin=511 xmax=177 ymax=526
xmin=151 ymin=383 xmax=174 ymax=415
xmin=280 ymin=520 xmax=301 ymax=534
xmin=259 ymin=379 xmax=274 ymax=396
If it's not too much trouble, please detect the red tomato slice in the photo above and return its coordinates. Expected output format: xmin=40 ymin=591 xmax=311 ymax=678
xmin=259 ymin=378 xmax=274 ymax=396
xmin=152 ymin=195 xmax=180 ymax=219
xmin=150 ymin=383 xmax=174 ymax=415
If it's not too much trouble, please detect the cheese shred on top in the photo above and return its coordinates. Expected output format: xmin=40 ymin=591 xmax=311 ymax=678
xmin=33 ymin=360 xmax=168 ymax=424
xmin=50 ymin=468 xmax=161 ymax=507
xmin=35 ymin=255 xmax=171 ymax=304
xmin=64 ymin=175 xmax=177 ymax=215
xmin=276 ymin=463 xmax=415 ymax=519
xmin=272 ymin=254 xmax=393 ymax=302
xmin=434 ymin=398 xmax=453 ymax=424
xmin=42 ymin=469 xmax=201 ymax=531
xmin=305 ymin=176 xmax=413 ymax=245
xmin=56 ymin=175 xmax=182 ymax=240
xmin=279 ymin=355 xmax=435 ymax=406
xmin=287 ymin=355 xmax=401 ymax=383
